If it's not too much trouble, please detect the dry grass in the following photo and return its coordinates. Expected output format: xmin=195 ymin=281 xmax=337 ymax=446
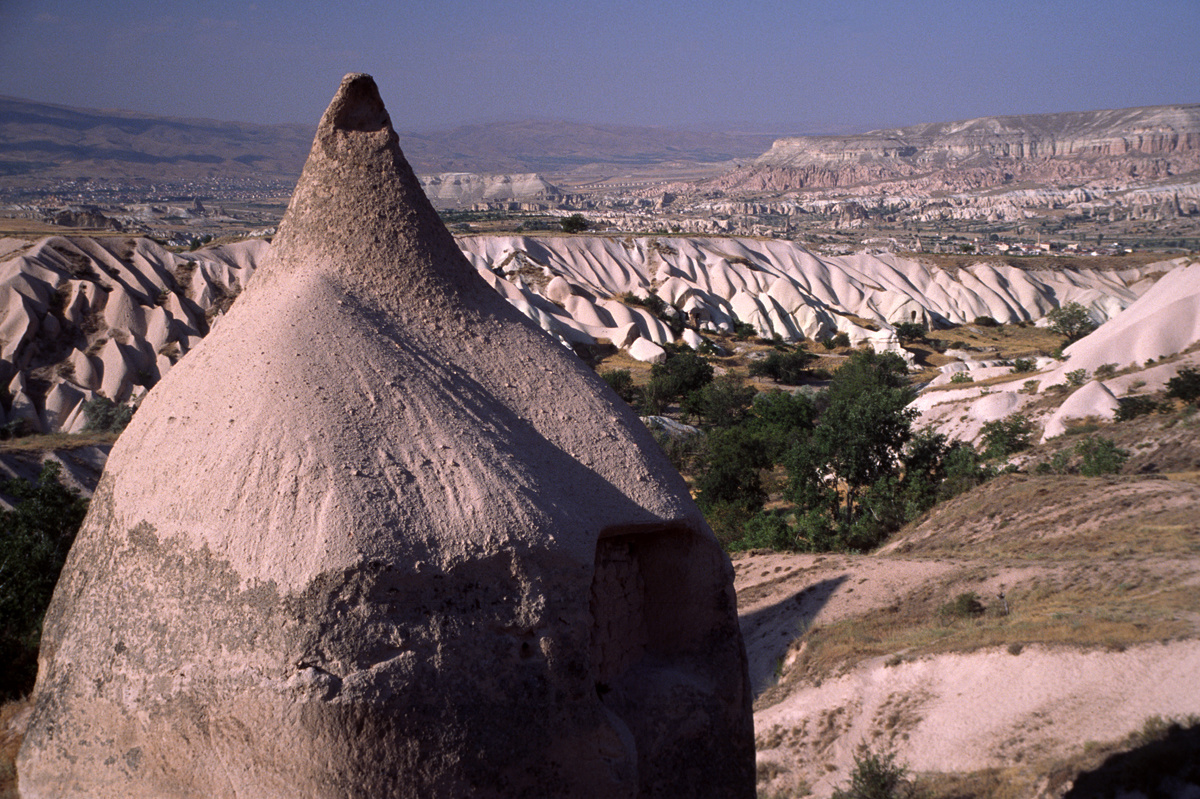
xmin=924 ymin=321 xmax=1065 ymax=362
xmin=0 ymin=432 xmax=119 ymax=453
xmin=916 ymin=766 xmax=1040 ymax=799
xmin=891 ymin=473 xmax=1200 ymax=561
xmin=760 ymin=577 xmax=1194 ymax=702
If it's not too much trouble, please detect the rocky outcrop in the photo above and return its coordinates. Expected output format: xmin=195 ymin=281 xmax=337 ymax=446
xmin=0 ymin=235 xmax=258 ymax=434
xmin=419 ymin=172 xmax=561 ymax=208
xmin=2 ymin=233 xmax=1184 ymax=433
xmin=705 ymin=105 xmax=1200 ymax=199
xmin=17 ymin=74 xmax=754 ymax=798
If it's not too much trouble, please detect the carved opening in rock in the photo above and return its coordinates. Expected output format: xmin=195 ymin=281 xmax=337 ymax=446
xmin=589 ymin=523 xmax=702 ymax=690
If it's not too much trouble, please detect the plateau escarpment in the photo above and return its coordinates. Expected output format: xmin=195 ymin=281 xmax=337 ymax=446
xmin=735 ymin=104 xmax=1200 ymax=192
xmin=418 ymin=172 xmax=561 ymax=208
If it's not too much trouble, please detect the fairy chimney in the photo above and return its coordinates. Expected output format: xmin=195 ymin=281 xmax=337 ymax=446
xmin=17 ymin=74 xmax=753 ymax=798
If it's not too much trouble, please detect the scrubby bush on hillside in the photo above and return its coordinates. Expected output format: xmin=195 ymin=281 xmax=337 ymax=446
xmin=892 ymin=322 xmax=926 ymax=343
xmin=1166 ymin=366 xmax=1200 ymax=404
xmin=821 ymin=332 xmax=851 ymax=349
xmin=1011 ymin=358 xmax=1037 ymax=373
xmin=600 ymin=368 xmax=638 ymax=405
xmin=1065 ymin=368 xmax=1090 ymax=387
xmin=748 ymin=349 xmax=817 ymax=385
xmin=832 ymin=747 xmax=921 ymax=799
xmin=1076 ymin=436 xmax=1129 ymax=476
xmin=980 ymin=413 xmax=1033 ymax=460
xmin=81 ymin=396 xmax=136 ymax=433
xmin=939 ymin=591 xmax=986 ymax=620
xmin=1116 ymin=395 xmax=1167 ymax=421
xmin=1 ymin=463 xmax=89 ymax=699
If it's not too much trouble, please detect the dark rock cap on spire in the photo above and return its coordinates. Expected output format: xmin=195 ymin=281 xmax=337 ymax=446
xmin=17 ymin=74 xmax=755 ymax=798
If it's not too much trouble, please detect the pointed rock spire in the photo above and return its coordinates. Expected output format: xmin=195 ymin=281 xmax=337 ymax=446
xmin=18 ymin=74 xmax=754 ymax=798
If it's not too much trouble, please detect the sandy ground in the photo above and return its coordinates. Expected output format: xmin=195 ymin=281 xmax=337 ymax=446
xmin=734 ymin=549 xmax=1200 ymax=797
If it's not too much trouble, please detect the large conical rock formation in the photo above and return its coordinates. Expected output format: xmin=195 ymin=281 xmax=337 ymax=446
xmin=17 ymin=75 xmax=754 ymax=798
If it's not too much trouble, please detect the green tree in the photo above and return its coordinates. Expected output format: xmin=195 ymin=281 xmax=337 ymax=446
xmin=599 ymin=368 xmax=638 ymax=405
xmin=748 ymin=349 xmax=817 ymax=385
xmin=1076 ymin=436 xmax=1129 ymax=476
xmin=693 ymin=426 xmax=772 ymax=544
xmin=1166 ymin=366 xmax=1200 ymax=404
xmin=81 ymin=396 xmax=136 ymax=433
xmin=784 ymin=351 xmax=916 ymax=543
xmin=980 ymin=413 xmax=1033 ymax=460
xmin=1 ymin=462 xmax=89 ymax=698
xmin=559 ymin=213 xmax=590 ymax=233
xmin=641 ymin=350 xmax=714 ymax=414
xmin=681 ymin=374 xmax=757 ymax=428
xmin=809 ymin=351 xmax=915 ymax=525
xmin=1046 ymin=301 xmax=1097 ymax=342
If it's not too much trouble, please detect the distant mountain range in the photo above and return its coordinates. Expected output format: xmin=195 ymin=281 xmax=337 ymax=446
xmin=3 ymin=95 xmax=1197 ymax=198
xmin=0 ymin=96 xmax=777 ymax=186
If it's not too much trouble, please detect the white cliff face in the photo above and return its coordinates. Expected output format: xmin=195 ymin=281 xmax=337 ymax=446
xmin=2 ymin=233 xmax=1188 ymax=434
xmin=456 ymin=234 xmax=1162 ymax=353
xmin=757 ymin=105 xmax=1200 ymax=171
xmin=418 ymin=172 xmax=560 ymax=208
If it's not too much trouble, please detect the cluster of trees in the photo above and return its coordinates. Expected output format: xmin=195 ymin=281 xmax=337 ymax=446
xmin=0 ymin=463 xmax=88 ymax=698
xmin=621 ymin=349 xmax=991 ymax=553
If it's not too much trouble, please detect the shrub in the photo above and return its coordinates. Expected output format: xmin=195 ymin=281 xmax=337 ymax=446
xmin=731 ymin=510 xmax=796 ymax=551
xmin=0 ymin=463 xmax=89 ymax=699
xmin=1166 ymin=366 xmax=1200 ymax=404
xmin=1021 ymin=380 xmax=1040 ymax=394
xmin=1011 ymin=358 xmax=1036 ymax=373
xmin=821 ymin=332 xmax=851 ymax=349
xmin=748 ymin=349 xmax=817 ymax=385
xmin=1046 ymin=301 xmax=1097 ymax=342
xmin=559 ymin=213 xmax=590 ymax=233
xmin=940 ymin=591 xmax=986 ymax=620
xmin=892 ymin=322 xmax=926 ymax=343
xmin=1065 ymin=368 xmax=1090 ymax=387
xmin=682 ymin=374 xmax=757 ymax=428
xmin=949 ymin=372 xmax=974 ymax=384
xmin=1116 ymin=395 xmax=1164 ymax=421
xmin=81 ymin=396 xmax=135 ymax=433
xmin=832 ymin=747 xmax=921 ymax=799
xmin=1076 ymin=436 xmax=1129 ymax=476
xmin=1095 ymin=363 xmax=1118 ymax=379
xmin=980 ymin=413 xmax=1033 ymax=460
xmin=599 ymin=369 xmax=638 ymax=405
xmin=731 ymin=318 xmax=757 ymax=339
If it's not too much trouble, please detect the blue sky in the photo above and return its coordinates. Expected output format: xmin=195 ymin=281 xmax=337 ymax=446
xmin=1 ymin=0 xmax=1197 ymax=134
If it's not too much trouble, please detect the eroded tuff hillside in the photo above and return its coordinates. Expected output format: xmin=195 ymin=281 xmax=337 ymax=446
xmin=0 ymin=233 xmax=1196 ymax=440
xmin=713 ymin=104 xmax=1200 ymax=195
xmin=741 ymin=467 xmax=1200 ymax=797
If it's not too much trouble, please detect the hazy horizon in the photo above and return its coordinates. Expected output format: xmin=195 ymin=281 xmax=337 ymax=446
xmin=1 ymin=0 xmax=1198 ymax=136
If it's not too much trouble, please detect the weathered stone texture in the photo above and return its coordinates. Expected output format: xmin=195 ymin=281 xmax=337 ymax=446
xmin=17 ymin=74 xmax=754 ymax=798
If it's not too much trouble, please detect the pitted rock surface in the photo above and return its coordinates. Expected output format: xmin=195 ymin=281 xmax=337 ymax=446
xmin=17 ymin=73 xmax=754 ymax=798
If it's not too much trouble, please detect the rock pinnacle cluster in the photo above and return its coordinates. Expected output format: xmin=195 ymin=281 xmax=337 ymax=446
xmin=17 ymin=74 xmax=754 ymax=797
